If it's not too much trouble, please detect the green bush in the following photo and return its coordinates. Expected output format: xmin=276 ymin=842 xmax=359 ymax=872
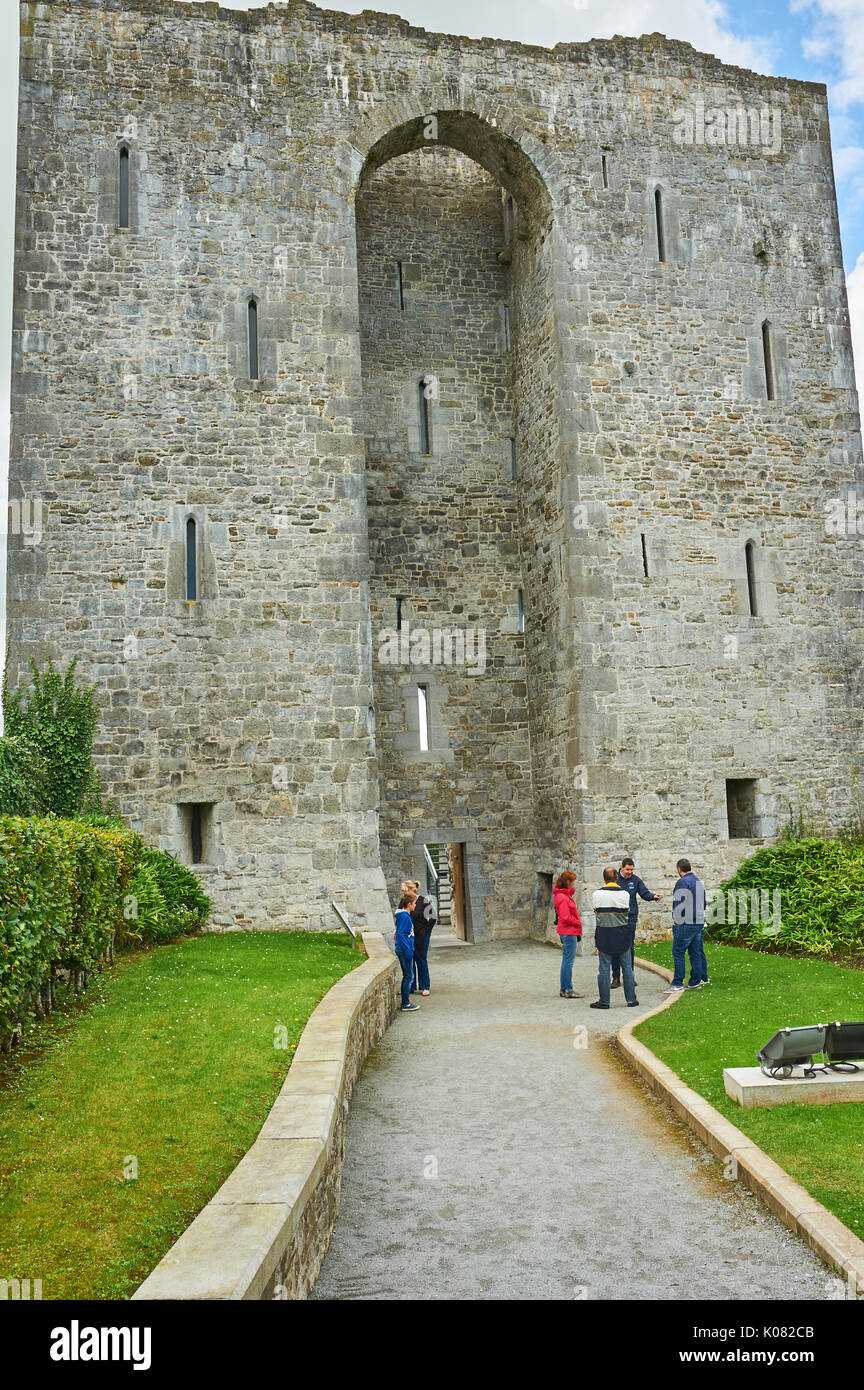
xmin=714 ymin=836 xmax=864 ymax=959
xmin=119 ymin=857 xmax=167 ymax=946
xmin=0 ymin=816 xmax=140 ymax=1050
xmin=0 ymin=736 xmax=47 ymax=815
xmin=2 ymin=658 xmax=101 ymax=817
xmin=124 ymin=848 xmax=212 ymax=945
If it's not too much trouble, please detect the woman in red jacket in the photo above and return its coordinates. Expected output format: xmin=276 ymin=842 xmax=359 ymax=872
xmin=553 ymin=870 xmax=583 ymax=998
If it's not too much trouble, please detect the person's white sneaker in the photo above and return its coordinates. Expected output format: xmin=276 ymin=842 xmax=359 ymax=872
xmin=663 ymin=984 xmax=685 ymax=994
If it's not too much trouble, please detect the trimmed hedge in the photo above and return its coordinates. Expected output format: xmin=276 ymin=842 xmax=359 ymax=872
xmin=714 ymin=835 xmax=864 ymax=959
xmin=0 ymin=816 xmax=140 ymax=1051
xmin=0 ymin=819 xmax=212 ymax=1052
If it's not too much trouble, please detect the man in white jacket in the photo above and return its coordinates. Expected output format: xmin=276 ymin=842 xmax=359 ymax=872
xmin=591 ymin=867 xmax=639 ymax=1009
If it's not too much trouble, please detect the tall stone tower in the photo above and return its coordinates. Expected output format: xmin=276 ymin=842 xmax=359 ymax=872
xmin=8 ymin=0 xmax=863 ymax=936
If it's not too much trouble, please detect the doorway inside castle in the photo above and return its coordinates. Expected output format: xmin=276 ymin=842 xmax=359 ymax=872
xmin=423 ymin=841 xmax=468 ymax=942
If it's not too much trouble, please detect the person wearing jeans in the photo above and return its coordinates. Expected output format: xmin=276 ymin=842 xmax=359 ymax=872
xmin=611 ymin=857 xmax=662 ymax=988
xmin=394 ymin=893 xmax=419 ymax=1011
xmin=666 ymin=859 xmax=708 ymax=991
xmin=591 ymin=867 xmax=639 ymax=1009
xmin=553 ymin=870 xmax=583 ymax=998
xmin=403 ymin=879 xmax=437 ymax=996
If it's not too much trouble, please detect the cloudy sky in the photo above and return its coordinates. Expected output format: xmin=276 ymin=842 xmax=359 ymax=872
xmin=1 ymin=0 xmax=862 ymax=646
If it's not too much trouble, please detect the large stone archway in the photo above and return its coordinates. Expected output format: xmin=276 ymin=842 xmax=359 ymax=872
xmin=351 ymin=109 xmax=574 ymax=936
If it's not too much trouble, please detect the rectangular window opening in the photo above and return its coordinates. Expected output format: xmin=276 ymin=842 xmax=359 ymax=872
xmin=601 ymin=154 xmax=609 ymax=189
xmin=641 ymin=533 xmax=649 ymax=578
xmin=510 ymin=437 xmax=518 ymax=481
xmin=397 ymin=260 xmax=405 ymax=310
xmin=502 ymin=304 xmax=511 ymax=351
xmin=517 ymin=589 xmax=525 ymax=634
xmin=182 ymin=802 xmax=213 ymax=865
xmin=762 ymin=321 xmax=775 ymax=401
xmin=418 ymin=379 xmax=431 ymax=455
xmin=726 ymin=779 xmax=757 ymax=839
xmin=417 ymin=685 xmax=430 ymax=752
xmin=654 ymin=188 xmax=666 ymax=263
xmin=396 ymin=596 xmax=404 ymax=630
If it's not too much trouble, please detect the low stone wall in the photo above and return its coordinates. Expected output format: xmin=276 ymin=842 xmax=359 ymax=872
xmin=133 ymin=932 xmax=398 ymax=1300
xmin=621 ymin=958 xmax=864 ymax=1296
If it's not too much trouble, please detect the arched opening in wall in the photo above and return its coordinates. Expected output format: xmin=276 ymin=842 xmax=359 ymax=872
xmin=745 ymin=539 xmax=758 ymax=617
xmin=247 ymin=297 xmax=259 ymax=380
xmin=118 ymin=145 xmax=130 ymax=229
xmin=353 ymin=112 xmax=559 ymax=941
xmin=185 ymin=516 xmax=198 ymax=602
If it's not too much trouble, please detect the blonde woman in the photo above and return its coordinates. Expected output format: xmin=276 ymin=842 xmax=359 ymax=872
xmin=401 ymin=878 xmax=437 ymax=996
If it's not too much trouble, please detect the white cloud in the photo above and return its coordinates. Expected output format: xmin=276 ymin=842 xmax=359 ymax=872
xmin=793 ymin=0 xmax=864 ymax=111
xmin=848 ymin=253 xmax=864 ymax=392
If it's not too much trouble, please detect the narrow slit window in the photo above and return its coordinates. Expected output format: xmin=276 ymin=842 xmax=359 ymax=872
xmin=190 ymin=804 xmax=203 ymax=864
xmin=118 ymin=146 xmax=130 ymax=228
xmin=185 ymin=516 xmax=198 ymax=602
xmin=248 ymin=298 xmax=259 ymax=380
xmin=396 ymin=596 xmax=404 ymax=630
xmin=418 ymin=378 xmax=431 ymax=455
xmin=505 ymin=194 xmax=515 ymax=238
xmin=510 ymin=437 xmax=518 ymax=481
xmin=397 ymin=260 xmax=405 ymax=310
xmin=518 ymin=589 xmax=525 ymax=634
xmin=761 ymin=320 xmax=775 ymax=401
xmin=745 ymin=540 xmax=758 ymax=617
xmin=502 ymin=304 xmax=511 ymax=351
xmin=601 ymin=154 xmax=609 ymax=189
xmin=641 ymin=533 xmax=649 ymax=578
xmin=654 ymin=187 xmax=666 ymax=263
xmin=417 ymin=685 xmax=430 ymax=751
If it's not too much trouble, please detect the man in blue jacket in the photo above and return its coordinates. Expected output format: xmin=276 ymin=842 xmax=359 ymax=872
xmin=665 ymin=858 xmax=709 ymax=993
xmin=611 ymin=857 xmax=662 ymax=989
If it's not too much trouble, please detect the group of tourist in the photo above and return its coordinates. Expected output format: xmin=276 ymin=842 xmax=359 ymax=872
xmin=393 ymin=880 xmax=438 ymax=1012
xmin=391 ymin=855 xmax=708 ymax=1014
xmin=554 ymin=856 xmax=709 ymax=1007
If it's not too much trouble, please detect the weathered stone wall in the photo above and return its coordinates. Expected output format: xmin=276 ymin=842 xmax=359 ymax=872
xmin=8 ymin=0 xmax=864 ymax=935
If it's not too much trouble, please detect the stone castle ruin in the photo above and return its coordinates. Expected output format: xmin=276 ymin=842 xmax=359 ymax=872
xmin=7 ymin=0 xmax=864 ymax=938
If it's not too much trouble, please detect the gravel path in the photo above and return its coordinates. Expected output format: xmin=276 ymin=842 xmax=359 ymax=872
xmin=311 ymin=939 xmax=843 ymax=1301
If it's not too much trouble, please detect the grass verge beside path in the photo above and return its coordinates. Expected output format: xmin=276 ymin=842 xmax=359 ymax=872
xmin=633 ymin=943 xmax=864 ymax=1235
xmin=0 ymin=931 xmax=360 ymax=1299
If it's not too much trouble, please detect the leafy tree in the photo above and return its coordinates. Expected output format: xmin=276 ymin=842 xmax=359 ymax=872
xmin=0 ymin=735 xmax=47 ymax=815
xmin=2 ymin=658 xmax=101 ymax=817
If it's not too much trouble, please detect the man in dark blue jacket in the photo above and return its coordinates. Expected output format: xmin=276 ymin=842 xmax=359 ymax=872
xmin=665 ymin=859 xmax=709 ymax=993
xmin=611 ymin=857 xmax=662 ymax=989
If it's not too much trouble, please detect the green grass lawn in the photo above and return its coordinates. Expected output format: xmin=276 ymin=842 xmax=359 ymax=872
xmin=634 ymin=942 xmax=864 ymax=1235
xmin=0 ymin=931 xmax=361 ymax=1300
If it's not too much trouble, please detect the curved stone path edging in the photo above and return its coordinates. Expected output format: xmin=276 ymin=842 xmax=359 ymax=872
xmin=621 ymin=957 xmax=864 ymax=1296
xmin=133 ymin=932 xmax=398 ymax=1301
